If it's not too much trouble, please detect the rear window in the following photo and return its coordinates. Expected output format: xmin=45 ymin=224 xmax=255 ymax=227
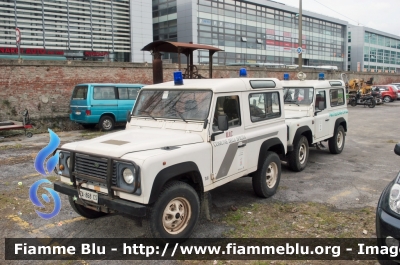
xmin=72 ymin=86 xmax=88 ymax=100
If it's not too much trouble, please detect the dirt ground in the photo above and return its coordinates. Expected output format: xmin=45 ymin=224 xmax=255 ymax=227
xmin=1 ymin=101 xmax=400 ymax=265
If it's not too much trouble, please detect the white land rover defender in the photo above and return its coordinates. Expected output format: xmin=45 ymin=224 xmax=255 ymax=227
xmin=282 ymin=72 xmax=348 ymax=171
xmin=54 ymin=75 xmax=288 ymax=240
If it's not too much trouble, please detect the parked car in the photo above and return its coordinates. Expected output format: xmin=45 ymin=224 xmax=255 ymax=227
xmin=376 ymin=143 xmax=400 ymax=264
xmin=372 ymin=85 xmax=398 ymax=103
xmin=70 ymin=83 xmax=144 ymax=131
xmin=389 ymin=83 xmax=400 ymax=99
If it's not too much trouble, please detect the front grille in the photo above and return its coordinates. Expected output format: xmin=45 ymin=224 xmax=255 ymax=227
xmin=75 ymin=153 xmax=117 ymax=184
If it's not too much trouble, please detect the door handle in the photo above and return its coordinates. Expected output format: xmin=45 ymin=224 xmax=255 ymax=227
xmin=325 ymin=119 xmax=329 ymax=121
xmin=238 ymin=142 xmax=246 ymax=148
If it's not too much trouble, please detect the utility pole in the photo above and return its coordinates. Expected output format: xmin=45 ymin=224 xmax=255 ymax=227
xmin=298 ymin=0 xmax=303 ymax=71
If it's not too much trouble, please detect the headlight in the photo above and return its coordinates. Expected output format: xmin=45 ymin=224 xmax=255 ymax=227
xmin=123 ymin=168 xmax=135 ymax=184
xmin=389 ymin=183 xmax=400 ymax=214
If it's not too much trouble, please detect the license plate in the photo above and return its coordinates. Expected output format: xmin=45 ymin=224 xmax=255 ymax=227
xmin=75 ymin=111 xmax=81 ymax=115
xmin=79 ymin=189 xmax=98 ymax=203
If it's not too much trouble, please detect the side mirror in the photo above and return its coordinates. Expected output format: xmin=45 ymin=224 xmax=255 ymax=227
xmin=318 ymin=101 xmax=325 ymax=111
xmin=395 ymin=143 xmax=400 ymax=156
xmin=126 ymin=111 xmax=132 ymax=123
xmin=217 ymin=115 xmax=228 ymax=131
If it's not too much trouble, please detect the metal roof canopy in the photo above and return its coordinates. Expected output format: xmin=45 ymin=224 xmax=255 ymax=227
xmin=142 ymin=41 xmax=223 ymax=80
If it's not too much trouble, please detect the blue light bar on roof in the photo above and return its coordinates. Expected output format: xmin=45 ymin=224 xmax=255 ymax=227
xmin=283 ymin=73 xmax=289 ymax=80
xmin=318 ymin=72 xmax=325 ymax=80
xmin=239 ymin=68 xmax=247 ymax=77
xmin=174 ymin=71 xmax=183 ymax=85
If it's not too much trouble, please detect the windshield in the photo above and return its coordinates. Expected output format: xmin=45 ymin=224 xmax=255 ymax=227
xmin=283 ymin=87 xmax=314 ymax=105
xmin=132 ymin=90 xmax=212 ymax=121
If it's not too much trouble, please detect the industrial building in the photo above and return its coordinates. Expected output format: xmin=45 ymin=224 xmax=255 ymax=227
xmin=2 ymin=0 xmax=400 ymax=73
xmin=153 ymin=0 xmax=349 ymax=70
xmin=0 ymin=0 xmax=152 ymax=62
xmin=348 ymin=25 xmax=400 ymax=73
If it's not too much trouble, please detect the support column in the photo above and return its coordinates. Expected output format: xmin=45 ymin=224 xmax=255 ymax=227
xmin=152 ymin=51 xmax=163 ymax=84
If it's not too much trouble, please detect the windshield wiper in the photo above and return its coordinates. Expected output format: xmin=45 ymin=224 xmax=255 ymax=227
xmin=177 ymin=112 xmax=187 ymax=123
xmin=285 ymin=100 xmax=300 ymax=106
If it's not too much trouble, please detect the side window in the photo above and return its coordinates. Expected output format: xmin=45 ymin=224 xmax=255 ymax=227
xmin=249 ymin=92 xmax=281 ymax=122
xmin=93 ymin=87 xmax=116 ymax=100
xmin=118 ymin=88 xmax=128 ymax=99
xmin=330 ymin=88 xmax=345 ymax=107
xmin=315 ymin=90 xmax=326 ymax=110
xmin=212 ymin=95 xmax=241 ymax=131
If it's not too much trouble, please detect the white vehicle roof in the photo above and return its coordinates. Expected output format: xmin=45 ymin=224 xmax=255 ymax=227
xmin=142 ymin=78 xmax=282 ymax=93
xmin=282 ymin=80 xmax=345 ymax=88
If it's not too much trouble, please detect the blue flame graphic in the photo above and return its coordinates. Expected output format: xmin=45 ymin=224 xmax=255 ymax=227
xmin=29 ymin=179 xmax=61 ymax=219
xmin=34 ymin=129 xmax=60 ymax=176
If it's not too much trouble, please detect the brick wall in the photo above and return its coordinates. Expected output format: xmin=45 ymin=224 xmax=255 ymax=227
xmin=1 ymin=59 xmax=399 ymax=124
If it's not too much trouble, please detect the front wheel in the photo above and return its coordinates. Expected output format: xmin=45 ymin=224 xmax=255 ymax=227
xmin=143 ymin=181 xmax=200 ymax=243
xmin=368 ymin=99 xmax=376 ymax=108
xmin=68 ymin=196 xmax=107 ymax=219
xmin=328 ymin=125 xmax=345 ymax=154
xmin=252 ymin=151 xmax=281 ymax=198
xmin=287 ymin=135 xmax=309 ymax=172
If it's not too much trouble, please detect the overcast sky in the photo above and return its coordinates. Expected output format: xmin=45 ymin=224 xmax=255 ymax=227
xmin=272 ymin=0 xmax=400 ymax=37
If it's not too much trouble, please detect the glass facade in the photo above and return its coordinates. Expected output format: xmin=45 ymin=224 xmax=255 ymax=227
xmin=0 ymin=0 xmax=130 ymax=61
xmin=152 ymin=0 xmax=178 ymax=62
xmin=196 ymin=0 xmax=346 ymax=69
xmin=363 ymin=31 xmax=400 ymax=73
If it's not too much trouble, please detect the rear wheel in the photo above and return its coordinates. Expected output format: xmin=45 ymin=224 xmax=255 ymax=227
xmin=329 ymin=125 xmax=345 ymax=154
xmin=252 ymin=151 xmax=281 ymax=198
xmin=99 ymin=115 xmax=115 ymax=131
xmin=288 ymin=135 xmax=309 ymax=172
xmin=143 ymin=181 xmax=200 ymax=243
xmin=68 ymin=196 xmax=107 ymax=219
xmin=383 ymin=96 xmax=391 ymax=103
xmin=367 ymin=99 xmax=376 ymax=108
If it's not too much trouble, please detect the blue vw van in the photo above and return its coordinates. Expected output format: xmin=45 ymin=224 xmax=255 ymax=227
xmin=69 ymin=83 xmax=144 ymax=131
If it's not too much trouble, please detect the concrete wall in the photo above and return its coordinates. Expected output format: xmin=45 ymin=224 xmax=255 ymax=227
xmin=1 ymin=59 xmax=400 ymax=123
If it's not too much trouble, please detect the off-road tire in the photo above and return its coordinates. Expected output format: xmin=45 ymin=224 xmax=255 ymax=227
xmin=252 ymin=151 xmax=281 ymax=198
xmin=99 ymin=115 xmax=115 ymax=131
xmin=287 ymin=135 xmax=309 ymax=172
xmin=328 ymin=125 xmax=345 ymax=154
xmin=143 ymin=181 xmax=200 ymax=243
xmin=68 ymin=196 xmax=107 ymax=219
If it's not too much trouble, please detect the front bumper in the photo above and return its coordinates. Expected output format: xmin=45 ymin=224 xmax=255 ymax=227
xmin=54 ymin=181 xmax=147 ymax=217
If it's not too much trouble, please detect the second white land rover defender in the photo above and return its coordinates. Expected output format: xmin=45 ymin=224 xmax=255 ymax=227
xmin=282 ymin=72 xmax=348 ymax=171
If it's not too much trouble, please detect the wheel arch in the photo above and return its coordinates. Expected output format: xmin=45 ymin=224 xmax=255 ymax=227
xmin=100 ymin=113 xmax=116 ymax=122
xmin=257 ymin=137 xmax=285 ymax=168
xmin=293 ymin=126 xmax=313 ymax=146
xmin=148 ymin=162 xmax=203 ymax=204
xmin=334 ymin=117 xmax=347 ymax=132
